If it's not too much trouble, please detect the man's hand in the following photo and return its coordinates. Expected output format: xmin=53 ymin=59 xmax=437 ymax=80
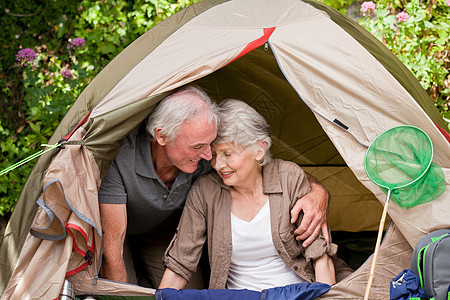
xmin=291 ymin=173 xmax=330 ymax=247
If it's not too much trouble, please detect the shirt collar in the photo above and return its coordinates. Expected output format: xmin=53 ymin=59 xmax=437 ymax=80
xmin=135 ymin=130 xmax=159 ymax=179
xmin=262 ymin=160 xmax=283 ymax=193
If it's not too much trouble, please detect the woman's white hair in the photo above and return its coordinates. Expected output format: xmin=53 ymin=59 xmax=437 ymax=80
xmin=215 ymin=99 xmax=272 ymax=166
xmin=146 ymin=85 xmax=219 ymax=142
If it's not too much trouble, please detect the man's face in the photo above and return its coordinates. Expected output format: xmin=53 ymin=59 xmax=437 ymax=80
xmin=163 ymin=114 xmax=217 ymax=173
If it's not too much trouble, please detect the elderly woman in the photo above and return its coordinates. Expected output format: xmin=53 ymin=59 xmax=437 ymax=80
xmin=159 ymin=99 xmax=347 ymax=291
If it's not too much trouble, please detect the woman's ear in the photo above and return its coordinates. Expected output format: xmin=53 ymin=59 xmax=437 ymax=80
xmin=155 ymin=127 xmax=168 ymax=146
xmin=255 ymin=141 xmax=266 ymax=161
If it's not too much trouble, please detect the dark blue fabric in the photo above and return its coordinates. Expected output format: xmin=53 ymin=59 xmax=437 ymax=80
xmin=156 ymin=282 xmax=331 ymax=300
xmin=263 ymin=282 xmax=331 ymax=300
xmin=155 ymin=288 xmax=261 ymax=300
xmin=390 ymin=269 xmax=427 ymax=300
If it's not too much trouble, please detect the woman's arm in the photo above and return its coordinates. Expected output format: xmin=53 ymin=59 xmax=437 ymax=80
xmin=161 ymin=180 xmax=209 ymax=287
xmin=159 ymin=268 xmax=188 ymax=290
xmin=313 ymin=253 xmax=336 ymax=285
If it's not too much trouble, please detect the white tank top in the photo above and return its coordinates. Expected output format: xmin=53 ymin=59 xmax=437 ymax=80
xmin=227 ymin=201 xmax=305 ymax=291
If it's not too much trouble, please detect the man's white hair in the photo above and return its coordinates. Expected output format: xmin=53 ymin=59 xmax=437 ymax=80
xmin=215 ymin=99 xmax=272 ymax=166
xmin=146 ymin=85 xmax=219 ymax=142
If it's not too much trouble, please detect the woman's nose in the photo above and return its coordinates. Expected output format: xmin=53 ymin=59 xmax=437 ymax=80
xmin=213 ymin=155 xmax=224 ymax=170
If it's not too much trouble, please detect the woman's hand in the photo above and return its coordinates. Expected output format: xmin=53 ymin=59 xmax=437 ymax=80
xmin=313 ymin=253 xmax=336 ymax=285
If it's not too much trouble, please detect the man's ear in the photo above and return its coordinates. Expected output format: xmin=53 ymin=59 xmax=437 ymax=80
xmin=255 ymin=141 xmax=266 ymax=161
xmin=155 ymin=128 xmax=168 ymax=146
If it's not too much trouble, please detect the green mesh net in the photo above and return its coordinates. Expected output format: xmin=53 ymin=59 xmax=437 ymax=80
xmin=364 ymin=125 xmax=446 ymax=209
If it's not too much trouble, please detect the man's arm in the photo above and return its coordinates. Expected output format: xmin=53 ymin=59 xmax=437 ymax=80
xmin=291 ymin=173 xmax=330 ymax=247
xmin=99 ymin=203 xmax=128 ymax=283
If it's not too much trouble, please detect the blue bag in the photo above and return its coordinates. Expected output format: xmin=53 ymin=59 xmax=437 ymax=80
xmin=156 ymin=282 xmax=331 ymax=300
xmin=390 ymin=269 xmax=427 ymax=300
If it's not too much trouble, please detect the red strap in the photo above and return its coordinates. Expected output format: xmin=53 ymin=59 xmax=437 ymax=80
xmin=65 ymin=223 xmax=95 ymax=277
xmin=66 ymin=227 xmax=85 ymax=258
xmin=66 ymin=223 xmax=89 ymax=242
xmin=63 ymin=111 xmax=92 ymax=141
xmin=65 ymin=261 xmax=90 ymax=277
xmin=66 ymin=223 xmax=95 ymax=252
xmin=228 ymin=27 xmax=276 ymax=65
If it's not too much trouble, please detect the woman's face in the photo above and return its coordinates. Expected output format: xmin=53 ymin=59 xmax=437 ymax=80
xmin=211 ymin=142 xmax=261 ymax=187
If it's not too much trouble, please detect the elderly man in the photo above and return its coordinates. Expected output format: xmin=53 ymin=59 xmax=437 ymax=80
xmin=98 ymin=85 xmax=329 ymax=288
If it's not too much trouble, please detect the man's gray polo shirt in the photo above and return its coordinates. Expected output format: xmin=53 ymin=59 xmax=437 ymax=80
xmin=98 ymin=123 xmax=211 ymax=235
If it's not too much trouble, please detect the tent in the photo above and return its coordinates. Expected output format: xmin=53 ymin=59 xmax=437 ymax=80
xmin=1 ymin=0 xmax=449 ymax=298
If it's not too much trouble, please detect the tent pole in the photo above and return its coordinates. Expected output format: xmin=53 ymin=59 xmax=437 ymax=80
xmin=364 ymin=189 xmax=391 ymax=300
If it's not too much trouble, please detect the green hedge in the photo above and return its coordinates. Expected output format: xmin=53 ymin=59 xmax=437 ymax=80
xmin=359 ymin=0 xmax=450 ymax=123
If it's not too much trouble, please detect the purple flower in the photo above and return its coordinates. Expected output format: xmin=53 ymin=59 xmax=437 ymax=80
xmin=61 ymin=69 xmax=74 ymax=79
xmin=67 ymin=37 xmax=86 ymax=55
xmin=71 ymin=38 xmax=85 ymax=47
xmin=16 ymin=48 xmax=37 ymax=62
xmin=397 ymin=11 xmax=409 ymax=22
xmin=361 ymin=1 xmax=376 ymax=17
xmin=445 ymin=0 xmax=450 ymax=6
xmin=15 ymin=48 xmax=38 ymax=70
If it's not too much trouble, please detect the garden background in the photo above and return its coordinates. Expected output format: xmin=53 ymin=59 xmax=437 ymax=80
xmin=1 ymin=0 xmax=449 ymax=226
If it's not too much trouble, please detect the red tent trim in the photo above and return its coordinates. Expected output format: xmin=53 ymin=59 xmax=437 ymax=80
xmin=228 ymin=27 xmax=276 ymax=65
xmin=435 ymin=123 xmax=450 ymax=144
xmin=63 ymin=111 xmax=92 ymax=141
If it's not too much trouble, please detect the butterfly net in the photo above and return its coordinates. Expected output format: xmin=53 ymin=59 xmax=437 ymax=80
xmin=364 ymin=126 xmax=445 ymax=209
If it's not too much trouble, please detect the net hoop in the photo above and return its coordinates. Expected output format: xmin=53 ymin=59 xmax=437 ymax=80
xmin=364 ymin=125 xmax=434 ymax=191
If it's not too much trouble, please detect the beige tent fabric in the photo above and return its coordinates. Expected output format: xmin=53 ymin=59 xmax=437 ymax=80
xmin=302 ymin=0 xmax=448 ymax=130
xmin=269 ymin=19 xmax=441 ymax=144
xmin=3 ymin=129 xmax=103 ymax=299
xmin=303 ymin=167 xmax=385 ymax=232
xmin=90 ymin=28 xmax=264 ymax=118
xmin=2 ymin=125 xmax=160 ymax=298
xmin=90 ymin=0 xmax=328 ymax=118
xmin=321 ymin=223 xmax=413 ymax=299
xmin=269 ymin=20 xmax=450 ymax=247
xmin=71 ymin=277 xmax=155 ymax=297
xmin=3 ymin=234 xmax=74 ymax=299
xmin=315 ymin=117 xmax=449 ymax=248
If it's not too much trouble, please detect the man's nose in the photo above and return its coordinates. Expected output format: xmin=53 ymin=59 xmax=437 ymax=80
xmin=199 ymin=146 xmax=212 ymax=161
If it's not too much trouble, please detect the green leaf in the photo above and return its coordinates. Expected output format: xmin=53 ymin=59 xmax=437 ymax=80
xmin=28 ymin=122 xmax=39 ymax=134
xmin=96 ymin=42 xmax=117 ymax=55
xmin=424 ymin=21 xmax=434 ymax=29
xmin=437 ymin=29 xmax=449 ymax=40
